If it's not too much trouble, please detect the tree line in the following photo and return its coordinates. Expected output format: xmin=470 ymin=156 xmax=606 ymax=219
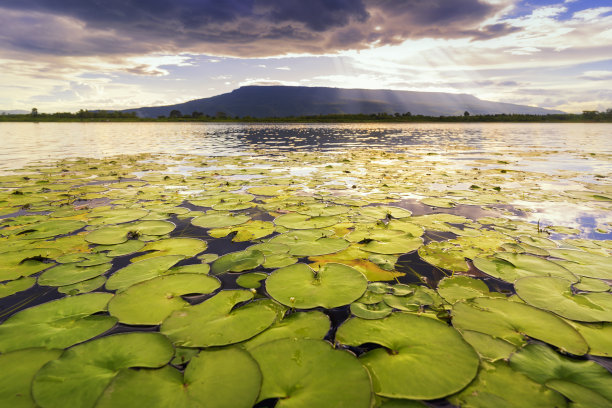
xmin=1 ymin=108 xmax=611 ymax=122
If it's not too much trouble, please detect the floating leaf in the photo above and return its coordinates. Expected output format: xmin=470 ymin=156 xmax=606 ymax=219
xmin=274 ymin=213 xmax=342 ymax=230
xmin=574 ymin=277 xmax=610 ymax=293
xmin=243 ymin=310 xmax=330 ymax=350
xmin=14 ymin=220 xmax=86 ymax=240
xmin=452 ymin=297 xmax=588 ymax=355
xmin=350 ymin=301 xmax=393 ymax=319
xmin=437 ymin=275 xmax=500 ymax=304
xmin=58 ymin=275 xmax=106 ymax=295
xmin=515 ymin=276 xmax=612 ymax=322
xmin=105 ymin=255 xmax=184 ymax=292
xmin=336 ymin=313 xmax=479 ymax=399
xmin=236 ymin=272 xmax=268 ymax=289
xmin=266 ymin=263 xmax=367 ymax=309
xmin=459 ymin=330 xmax=517 ymax=361
xmin=94 ymin=240 xmax=146 ymax=257
xmin=130 ymin=237 xmax=207 ymax=262
xmin=0 ymin=293 xmax=116 ymax=353
xmin=250 ymin=338 xmax=372 ymax=408
xmin=85 ymin=220 xmax=175 ymax=245
xmin=0 ymin=277 xmax=35 ymax=298
xmin=448 ymin=361 xmax=566 ymax=408
xmin=0 ymin=348 xmax=63 ymax=408
xmin=0 ymin=248 xmax=62 ymax=281
xmin=32 ymin=332 xmax=174 ymax=408
xmin=96 ymin=348 xmax=262 ymax=408
xmin=108 ymin=273 xmax=221 ymax=325
xmin=191 ymin=211 xmax=250 ymax=229
xmin=473 ymin=252 xmax=577 ymax=283
xmin=510 ymin=343 xmax=612 ymax=405
xmin=211 ymin=249 xmax=265 ymax=275
xmin=161 ymin=290 xmax=278 ymax=347
xmin=88 ymin=208 xmax=149 ymax=225
xmin=208 ymin=220 xmax=275 ymax=242
xmin=38 ymin=262 xmax=111 ymax=287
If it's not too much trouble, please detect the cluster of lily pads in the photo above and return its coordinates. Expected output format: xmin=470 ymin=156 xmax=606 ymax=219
xmin=0 ymin=149 xmax=611 ymax=408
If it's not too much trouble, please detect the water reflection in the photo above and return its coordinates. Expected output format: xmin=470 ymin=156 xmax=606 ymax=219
xmin=1 ymin=122 xmax=611 ymax=173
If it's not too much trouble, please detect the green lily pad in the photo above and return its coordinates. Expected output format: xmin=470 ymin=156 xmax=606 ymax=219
xmin=249 ymin=338 xmax=372 ymax=408
xmin=130 ymin=237 xmax=207 ymax=262
xmin=336 ymin=313 xmax=479 ymax=399
xmin=105 ymin=255 xmax=184 ymax=292
xmin=0 ymin=277 xmax=36 ymax=298
xmin=108 ymin=273 xmax=221 ymax=325
xmin=88 ymin=208 xmax=149 ymax=225
xmin=459 ymin=330 xmax=517 ymax=361
xmin=0 ymin=293 xmax=116 ymax=353
xmin=55 ymin=252 xmax=111 ymax=266
xmin=14 ymin=219 xmax=86 ymax=240
xmin=0 ymin=248 xmax=62 ymax=281
xmin=274 ymin=213 xmax=342 ymax=229
xmin=452 ymin=297 xmax=588 ymax=355
xmin=58 ymin=275 xmax=106 ymax=295
xmin=243 ymin=310 xmax=330 ymax=350
xmin=94 ymin=240 xmax=146 ymax=257
xmin=95 ymin=348 xmax=262 ymax=408
xmin=566 ymin=321 xmax=612 ymax=357
xmin=161 ymin=290 xmax=279 ymax=347
xmin=420 ymin=197 xmax=456 ymax=208
xmin=32 ymin=332 xmax=174 ymax=408
xmin=437 ymin=275 xmax=497 ymax=304
xmin=191 ymin=211 xmax=250 ymax=229
xmin=473 ymin=252 xmax=577 ymax=283
xmin=236 ymin=272 xmax=268 ymax=289
xmin=269 ymin=229 xmax=350 ymax=257
xmin=448 ymin=361 xmax=567 ymax=408
xmin=208 ymin=220 xmax=275 ymax=242
xmin=266 ymin=263 xmax=367 ymax=309
xmin=38 ymin=262 xmax=111 ymax=287
xmin=356 ymin=206 xmax=412 ymax=220
xmin=515 ymin=276 xmax=612 ymax=322
xmin=350 ymin=301 xmax=393 ymax=319
xmin=168 ymin=263 xmax=211 ymax=274
xmin=85 ymin=220 xmax=175 ymax=245
xmin=510 ymin=343 xmax=612 ymax=405
xmin=574 ymin=277 xmax=610 ymax=292
xmin=211 ymin=249 xmax=265 ymax=275
xmin=548 ymin=249 xmax=612 ymax=280
xmin=0 ymin=348 xmax=63 ymax=408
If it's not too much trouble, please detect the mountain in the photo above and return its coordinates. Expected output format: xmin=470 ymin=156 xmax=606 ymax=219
xmin=124 ymin=86 xmax=563 ymax=118
xmin=0 ymin=109 xmax=30 ymax=115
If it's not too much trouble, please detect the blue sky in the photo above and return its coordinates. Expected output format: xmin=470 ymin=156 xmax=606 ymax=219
xmin=0 ymin=0 xmax=611 ymax=113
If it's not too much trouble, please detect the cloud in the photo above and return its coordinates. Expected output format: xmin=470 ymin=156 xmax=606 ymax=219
xmin=580 ymin=70 xmax=612 ymax=81
xmin=0 ymin=0 xmax=512 ymax=58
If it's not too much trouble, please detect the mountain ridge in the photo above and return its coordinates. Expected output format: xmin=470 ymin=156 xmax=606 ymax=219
xmin=124 ymin=86 xmax=563 ymax=118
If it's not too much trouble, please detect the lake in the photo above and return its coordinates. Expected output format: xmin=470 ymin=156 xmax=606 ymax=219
xmin=0 ymin=122 xmax=611 ymax=407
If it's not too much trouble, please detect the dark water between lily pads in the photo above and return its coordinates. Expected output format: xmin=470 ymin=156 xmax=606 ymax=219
xmin=1 ymin=122 xmax=611 ymax=407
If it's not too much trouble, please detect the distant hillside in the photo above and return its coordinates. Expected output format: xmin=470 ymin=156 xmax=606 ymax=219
xmin=124 ymin=86 xmax=563 ymax=118
xmin=1 ymin=110 xmax=29 ymax=115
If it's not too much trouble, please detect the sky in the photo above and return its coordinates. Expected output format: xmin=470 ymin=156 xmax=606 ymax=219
xmin=0 ymin=0 xmax=611 ymax=113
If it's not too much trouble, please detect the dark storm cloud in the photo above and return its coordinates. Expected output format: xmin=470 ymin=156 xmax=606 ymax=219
xmin=0 ymin=0 xmax=515 ymax=57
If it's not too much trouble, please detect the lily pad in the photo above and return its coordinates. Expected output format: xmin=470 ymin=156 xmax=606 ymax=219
xmin=208 ymin=220 xmax=276 ymax=242
xmin=191 ymin=211 xmax=250 ymax=229
xmin=269 ymin=230 xmax=350 ymax=257
xmin=236 ymin=272 xmax=268 ymax=289
xmin=161 ymin=290 xmax=279 ymax=347
xmin=95 ymin=348 xmax=262 ymax=408
xmin=350 ymin=301 xmax=393 ymax=319
xmin=448 ymin=361 xmax=567 ymax=408
xmin=515 ymin=276 xmax=612 ymax=322
xmin=94 ymin=240 xmax=146 ymax=257
xmin=574 ymin=277 xmax=610 ymax=293
xmin=105 ymin=255 xmax=184 ymax=292
xmin=566 ymin=321 xmax=612 ymax=357
xmin=510 ymin=343 xmax=612 ymax=405
xmin=85 ymin=220 xmax=175 ymax=245
xmin=459 ymin=330 xmax=517 ymax=361
xmin=336 ymin=313 xmax=479 ymax=399
xmin=437 ymin=275 xmax=498 ymax=304
xmin=451 ymin=297 xmax=588 ymax=355
xmin=108 ymin=273 xmax=221 ymax=325
xmin=266 ymin=263 xmax=367 ymax=309
xmin=38 ymin=262 xmax=111 ymax=287
xmin=243 ymin=310 xmax=330 ymax=350
xmin=88 ymin=208 xmax=149 ymax=225
xmin=58 ymin=275 xmax=106 ymax=295
xmin=473 ymin=252 xmax=577 ymax=283
xmin=249 ymin=338 xmax=372 ymax=408
xmin=211 ymin=249 xmax=265 ymax=275
xmin=32 ymin=332 xmax=174 ymax=408
xmin=130 ymin=237 xmax=207 ymax=262
xmin=0 ymin=293 xmax=116 ymax=353
xmin=0 ymin=348 xmax=63 ymax=408
xmin=15 ymin=219 xmax=86 ymax=240
xmin=274 ymin=213 xmax=342 ymax=229
xmin=0 ymin=277 xmax=36 ymax=298
xmin=0 ymin=248 xmax=62 ymax=281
